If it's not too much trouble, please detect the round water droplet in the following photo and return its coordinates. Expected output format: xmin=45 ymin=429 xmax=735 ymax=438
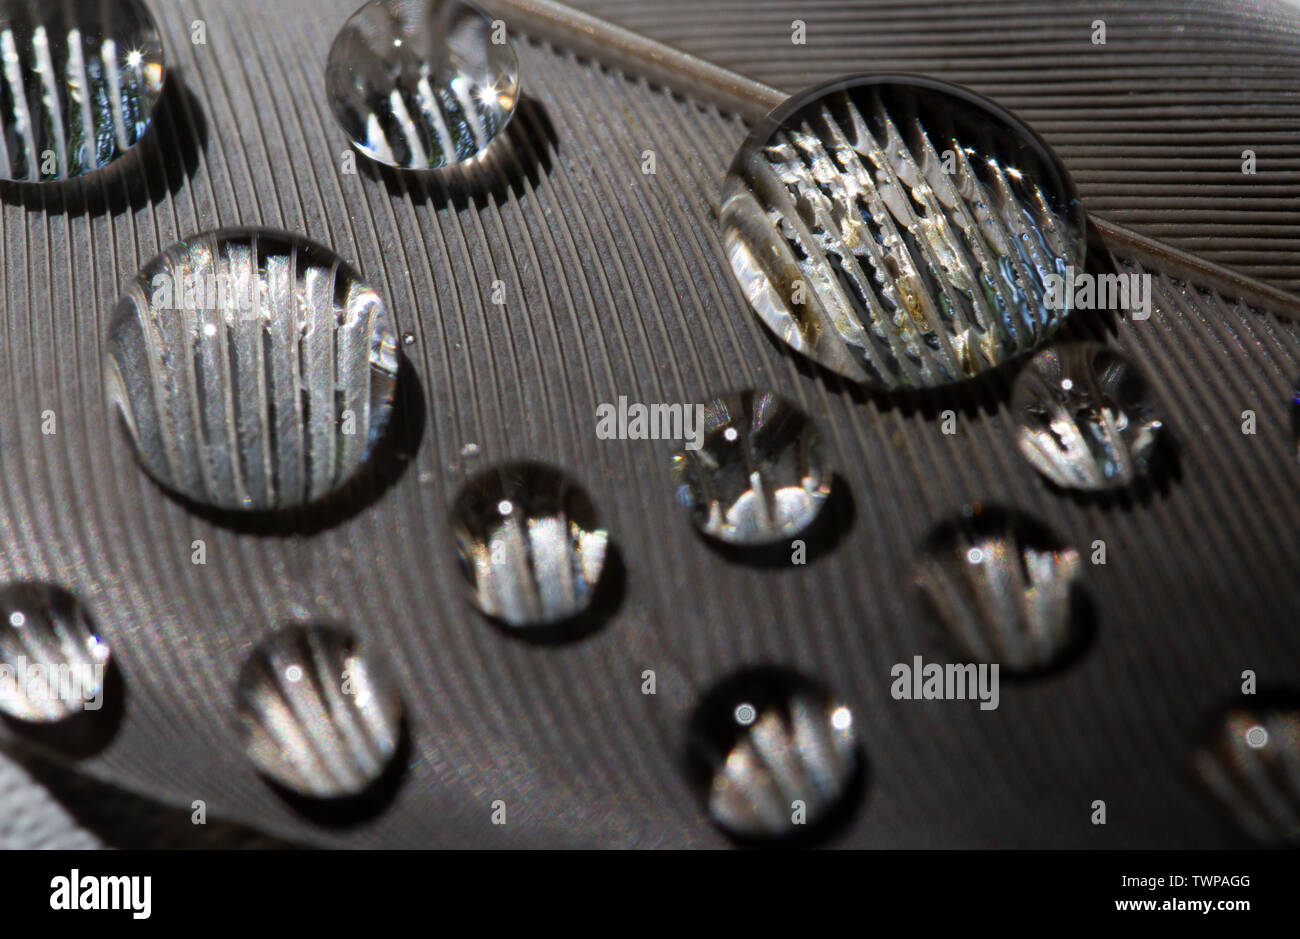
xmin=671 ymin=389 xmax=830 ymax=546
xmin=1012 ymin=343 xmax=1162 ymax=490
xmin=451 ymin=462 xmax=608 ymax=629
xmin=235 ymin=624 xmax=403 ymax=798
xmin=1194 ymin=703 xmax=1300 ymax=844
xmin=0 ymin=583 xmax=110 ymax=722
xmin=326 ymin=0 xmax=519 ymax=170
xmin=104 ymin=229 xmax=399 ymax=512
xmin=720 ymin=75 xmax=1085 ymax=389
xmin=0 ymin=0 xmax=165 ymax=181
xmin=686 ymin=667 xmax=860 ymax=842
xmin=912 ymin=509 xmax=1085 ymax=674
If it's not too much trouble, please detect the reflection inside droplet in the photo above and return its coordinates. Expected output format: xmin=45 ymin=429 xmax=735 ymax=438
xmin=687 ymin=666 xmax=861 ymax=842
xmin=1012 ymin=342 xmax=1162 ymax=490
xmin=719 ymin=74 xmax=1085 ymax=388
xmin=451 ymin=462 xmax=608 ymax=630
xmin=672 ymin=389 xmax=831 ymax=546
xmin=913 ymin=508 xmax=1085 ymax=675
xmin=325 ymin=0 xmax=520 ymax=170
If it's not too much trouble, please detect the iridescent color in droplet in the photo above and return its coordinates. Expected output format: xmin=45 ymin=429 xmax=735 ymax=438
xmin=671 ymin=390 xmax=830 ymax=545
xmin=235 ymin=624 xmax=403 ymax=798
xmin=686 ymin=667 xmax=860 ymax=842
xmin=1193 ymin=703 xmax=1300 ymax=845
xmin=104 ymin=229 xmax=399 ymax=512
xmin=720 ymin=75 xmax=1085 ymax=388
xmin=1012 ymin=343 xmax=1162 ymax=490
xmin=0 ymin=0 xmax=165 ymax=181
xmin=451 ymin=462 xmax=607 ymax=629
xmin=912 ymin=510 xmax=1084 ymax=674
xmin=0 ymin=583 xmax=110 ymax=722
xmin=326 ymin=0 xmax=519 ymax=170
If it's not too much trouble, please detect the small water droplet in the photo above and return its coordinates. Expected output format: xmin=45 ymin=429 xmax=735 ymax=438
xmin=671 ymin=389 xmax=831 ymax=546
xmin=105 ymin=229 xmax=399 ymax=512
xmin=235 ymin=624 xmax=404 ymax=798
xmin=401 ymin=330 xmax=415 ymax=346
xmin=460 ymin=441 xmax=479 ymax=458
xmin=451 ymin=462 xmax=608 ymax=629
xmin=720 ymin=76 xmax=1085 ymax=388
xmin=0 ymin=0 xmax=165 ymax=181
xmin=0 ymin=583 xmax=109 ymax=722
xmin=912 ymin=510 xmax=1085 ymax=674
xmin=686 ymin=666 xmax=861 ymax=842
xmin=1193 ymin=702 xmax=1300 ymax=844
xmin=1012 ymin=343 xmax=1162 ymax=490
xmin=325 ymin=0 xmax=519 ymax=170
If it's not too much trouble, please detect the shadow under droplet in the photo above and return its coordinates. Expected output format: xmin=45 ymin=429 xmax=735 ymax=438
xmin=0 ymin=71 xmax=206 ymax=217
xmin=357 ymin=95 xmax=557 ymax=211
xmin=697 ymin=473 xmax=855 ymax=569
xmin=130 ymin=354 xmax=426 ymax=536
xmin=263 ymin=715 xmax=412 ymax=829
xmin=1 ymin=658 xmax=126 ymax=761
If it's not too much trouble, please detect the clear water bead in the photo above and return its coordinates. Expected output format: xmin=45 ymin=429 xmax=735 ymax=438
xmin=0 ymin=583 xmax=110 ymax=722
xmin=720 ymin=75 xmax=1085 ymax=389
xmin=326 ymin=0 xmax=519 ymax=170
xmin=451 ymin=462 xmax=608 ymax=629
xmin=671 ymin=390 xmax=830 ymax=546
xmin=0 ymin=0 xmax=165 ymax=181
xmin=1012 ymin=343 xmax=1162 ymax=490
xmin=235 ymin=624 xmax=404 ymax=798
xmin=1193 ymin=703 xmax=1300 ymax=845
xmin=686 ymin=667 xmax=859 ymax=842
xmin=912 ymin=510 xmax=1084 ymax=674
xmin=104 ymin=229 xmax=399 ymax=512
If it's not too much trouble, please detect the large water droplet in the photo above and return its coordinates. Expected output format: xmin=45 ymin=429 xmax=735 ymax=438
xmin=686 ymin=666 xmax=860 ymax=842
xmin=0 ymin=0 xmax=165 ymax=181
xmin=326 ymin=0 xmax=519 ymax=170
xmin=671 ymin=389 xmax=830 ymax=546
xmin=1193 ymin=703 xmax=1300 ymax=845
xmin=235 ymin=624 xmax=404 ymax=798
xmin=451 ymin=462 xmax=609 ymax=630
xmin=1012 ymin=343 xmax=1162 ymax=490
xmin=0 ymin=583 xmax=110 ymax=722
xmin=720 ymin=75 xmax=1085 ymax=389
xmin=911 ymin=510 xmax=1085 ymax=674
xmin=104 ymin=229 xmax=399 ymax=512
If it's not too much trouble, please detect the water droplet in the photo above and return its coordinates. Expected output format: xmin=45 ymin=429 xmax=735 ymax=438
xmin=912 ymin=509 xmax=1085 ymax=674
xmin=1012 ymin=342 xmax=1162 ymax=490
xmin=0 ymin=583 xmax=110 ymax=722
xmin=1193 ymin=703 xmax=1300 ymax=844
xmin=720 ymin=75 xmax=1085 ymax=388
xmin=686 ymin=666 xmax=861 ymax=842
xmin=450 ymin=462 xmax=608 ymax=629
xmin=671 ymin=390 xmax=831 ymax=545
xmin=104 ymin=229 xmax=399 ymax=512
xmin=326 ymin=0 xmax=519 ymax=170
xmin=0 ymin=0 xmax=164 ymax=181
xmin=401 ymin=330 xmax=415 ymax=345
xmin=234 ymin=624 xmax=404 ymax=798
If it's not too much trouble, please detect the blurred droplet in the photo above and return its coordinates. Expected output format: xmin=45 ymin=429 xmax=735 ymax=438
xmin=0 ymin=0 xmax=165 ymax=181
xmin=686 ymin=667 xmax=860 ymax=842
xmin=912 ymin=509 xmax=1085 ymax=674
xmin=235 ymin=624 xmax=403 ymax=798
xmin=720 ymin=75 xmax=1085 ymax=388
xmin=105 ymin=229 xmax=399 ymax=512
xmin=1012 ymin=343 xmax=1162 ymax=490
xmin=0 ymin=583 xmax=109 ymax=722
xmin=451 ymin=462 xmax=608 ymax=629
xmin=672 ymin=390 xmax=830 ymax=545
xmin=326 ymin=0 xmax=519 ymax=170
xmin=1193 ymin=703 xmax=1300 ymax=845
